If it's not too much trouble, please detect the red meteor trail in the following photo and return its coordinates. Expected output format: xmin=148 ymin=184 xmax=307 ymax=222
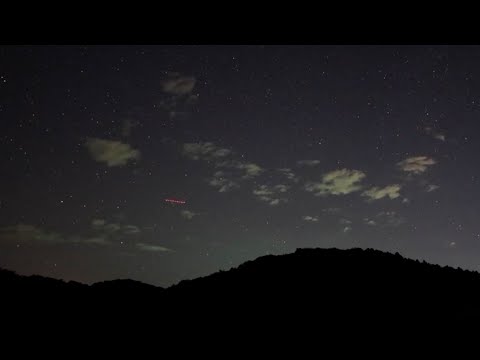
xmin=165 ymin=199 xmax=186 ymax=204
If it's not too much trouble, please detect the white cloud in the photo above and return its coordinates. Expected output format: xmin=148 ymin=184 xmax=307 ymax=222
xmin=297 ymin=160 xmax=321 ymax=167
xmin=305 ymin=168 xmax=366 ymax=196
xmin=343 ymin=226 xmax=352 ymax=233
xmin=397 ymin=156 xmax=436 ymax=174
xmin=137 ymin=243 xmax=172 ymax=252
xmin=339 ymin=218 xmax=352 ymax=225
xmin=362 ymin=184 xmax=402 ymax=201
xmin=302 ymin=215 xmax=319 ymax=222
xmin=364 ymin=218 xmax=377 ymax=226
xmin=85 ymin=138 xmax=140 ymax=167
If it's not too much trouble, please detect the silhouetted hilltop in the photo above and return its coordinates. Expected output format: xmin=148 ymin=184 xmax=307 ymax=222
xmin=3 ymin=247 xmax=480 ymax=330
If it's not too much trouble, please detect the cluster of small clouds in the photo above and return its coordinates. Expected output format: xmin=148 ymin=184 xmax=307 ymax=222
xmin=85 ymin=138 xmax=140 ymax=167
xmin=253 ymin=184 xmax=289 ymax=206
xmin=301 ymin=154 xmax=437 ymax=203
xmin=208 ymin=171 xmax=240 ymax=193
xmin=183 ymin=141 xmax=264 ymax=192
xmin=277 ymin=168 xmax=299 ymax=182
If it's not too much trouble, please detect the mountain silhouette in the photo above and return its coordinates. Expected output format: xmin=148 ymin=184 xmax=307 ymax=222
xmin=3 ymin=247 xmax=480 ymax=337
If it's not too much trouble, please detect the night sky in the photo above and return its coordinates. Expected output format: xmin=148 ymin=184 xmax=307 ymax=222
xmin=1 ymin=45 xmax=479 ymax=286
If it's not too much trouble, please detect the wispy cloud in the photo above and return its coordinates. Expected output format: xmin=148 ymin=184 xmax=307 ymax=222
xmin=183 ymin=142 xmax=231 ymax=161
xmin=362 ymin=184 xmax=402 ymax=201
xmin=91 ymin=219 xmax=141 ymax=236
xmin=424 ymin=127 xmax=446 ymax=142
xmin=305 ymin=169 xmax=366 ymax=196
xmin=183 ymin=141 xmax=264 ymax=194
xmin=302 ymin=215 xmax=319 ymax=222
xmin=137 ymin=243 xmax=172 ymax=252
xmin=253 ymin=184 xmax=289 ymax=206
xmin=297 ymin=160 xmax=321 ymax=167
xmin=208 ymin=171 xmax=239 ymax=192
xmin=161 ymin=73 xmax=196 ymax=95
xmin=277 ymin=168 xmax=299 ymax=182
xmin=426 ymin=184 xmax=440 ymax=192
xmin=397 ymin=156 xmax=436 ymax=174
xmin=85 ymin=138 xmax=140 ymax=167
xmin=0 ymin=224 xmax=63 ymax=244
xmin=181 ymin=210 xmax=198 ymax=220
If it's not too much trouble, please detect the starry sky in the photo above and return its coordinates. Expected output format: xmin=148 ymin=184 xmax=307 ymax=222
xmin=1 ymin=45 xmax=480 ymax=286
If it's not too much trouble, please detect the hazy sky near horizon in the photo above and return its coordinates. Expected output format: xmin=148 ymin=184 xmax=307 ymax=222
xmin=1 ymin=45 xmax=479 ymax=286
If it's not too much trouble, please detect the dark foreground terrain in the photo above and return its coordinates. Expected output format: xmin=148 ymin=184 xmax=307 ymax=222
xmin=3 ymin=247 xmax=480 ymax=342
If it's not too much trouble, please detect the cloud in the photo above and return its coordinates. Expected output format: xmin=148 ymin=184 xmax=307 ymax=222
xmin=91 ymin=219 xmax=141 ymax=236
xmin=277 ymin=168 xmax=299 ymax=182
xmin=426 ymin=184 xmax=440 ymax=192
xmin=339 ymin=218 xmax=352 ymax=225
xmin=397 ymin=156 xmax=436 ymax=174
xmin=0 ymin=224 xmax=63 ymax=244
xmin=362 ymin=184 xmax=401 ymax=201
xmin=123 ymin=225 xmax=141 ymax=234
xmin=208 ymin=171 xmax=239 ymax=192
xmin=253 ymin=184 xmax=289 ymax=206
xmin=305 ymin=169 xmax=366 ymax=196
xmin=161 ymin=73 xmax=196 ymax=95
xmin=0 ymin=219 xmax=142 ymax=247
xmin=183 ymin=142 xmax=231 ymax=161
xmin=183 ymin=141 xmax=264 ymax=192
xmin=84 ymin=236 xmax=111 ymax=245
xmin=363 ymin=218 xmax=377 ymax=226
xmin=181 ymin=210 xmax=198 ymax=220
xmin=236 ymin=162 xmax=264 ymax=178
xmin=302 ymin=215 xmax=319 ymax=222
xmin=297 ymin=160 xmax=321 ymax=167
xmin=343 ymin=226 xmax=352 ymax=233
xmin=424 ymin=127 xmax=446 ymax=142
xmin=85 ymin=138 xmax=140 ymax=167
xmin=137 ymin=243 xmax=172 ymax=252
